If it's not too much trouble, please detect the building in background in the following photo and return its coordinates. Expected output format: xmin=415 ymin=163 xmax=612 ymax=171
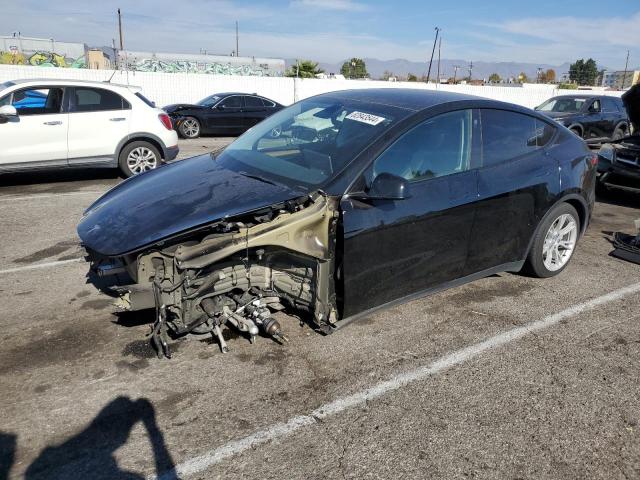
xmin=601 ymin=70 xmax=640 ymax=89
xmin=87 ymin=48 xmax=112 ymax=70
xmin=0 ymin=35 xmax=87 ymax=67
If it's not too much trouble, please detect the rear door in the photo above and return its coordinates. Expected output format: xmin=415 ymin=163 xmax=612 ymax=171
xmin=601 ymin=97 xmax=621 ymax=137
xmin=464 ymin=109 xmax=559 ymax=274
xmin=341 ymin=109 xmax=479 ymax=317
xmin=0 ymin=86 xmax=68 ymax=166
xmin=242 ymin=95 xmax=267 ymax=129
xmin=67 ymin=87 xmax=131 ymax=163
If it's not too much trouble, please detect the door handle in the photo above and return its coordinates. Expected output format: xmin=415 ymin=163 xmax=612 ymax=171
xmin=110 ymin=117 xmax=126 ymax=122
xmin=43 ymin=121 xmax=62 ymax=125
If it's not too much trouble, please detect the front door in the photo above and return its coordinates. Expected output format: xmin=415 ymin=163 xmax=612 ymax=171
xmin=340 ymin=109 xmax=479 ymax=318
xmin=0 ymin=86 xmax=68 ymax=166
xmin=208 ymin=95 xmax=244 ymax=133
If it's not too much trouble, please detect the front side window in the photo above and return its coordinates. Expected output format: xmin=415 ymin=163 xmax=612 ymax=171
xmin=372 ymin=109 xmax=473 ymax=182
xmin=217 ymin=96 xmax=404 ymax=189
xmin=219 ymin=96 xmax=242 ymax=109
xmin=589 ymin=99 xmax=601 ymax=113
xmin=537 ymin=97 xmax=586 ymax=113
xmin=71 ymin=88 xmax=130 ymax=112
xmin=6 ymin=87 xmax=64 ymax=115
xmin=481 ymin=109 xmax=540 ymax=166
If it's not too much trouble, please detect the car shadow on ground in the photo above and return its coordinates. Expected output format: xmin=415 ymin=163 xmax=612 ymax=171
xmin=1 ymin=396 xmax=179 ymax=480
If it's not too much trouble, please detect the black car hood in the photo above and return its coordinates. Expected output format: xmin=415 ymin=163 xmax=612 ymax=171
xmin=622 ymin=83 xmax=640 ymax=130
xmin=163 ymin=104 xmax=204 ymax=114
xmin=77 ymin=154 xmax=307 ymax=256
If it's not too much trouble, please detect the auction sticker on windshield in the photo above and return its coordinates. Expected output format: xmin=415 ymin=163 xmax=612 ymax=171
xmin=345 ymin=111 xmax=386 ymax=126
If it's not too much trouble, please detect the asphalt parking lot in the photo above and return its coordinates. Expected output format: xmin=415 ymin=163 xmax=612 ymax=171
xmin=1 ymin=137 xmax=640 ymax=480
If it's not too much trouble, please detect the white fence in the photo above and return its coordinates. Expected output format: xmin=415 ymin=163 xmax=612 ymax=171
xmin=0 ymin=64 xmax=623 ymax=110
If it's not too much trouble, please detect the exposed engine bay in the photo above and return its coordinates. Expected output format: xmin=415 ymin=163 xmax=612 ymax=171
xmin=87 ymin=192 xmax=340 ymax=358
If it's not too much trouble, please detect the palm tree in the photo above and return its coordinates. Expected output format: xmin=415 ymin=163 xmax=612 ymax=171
xmin=285 ymin=60 xmax=324 ymax=78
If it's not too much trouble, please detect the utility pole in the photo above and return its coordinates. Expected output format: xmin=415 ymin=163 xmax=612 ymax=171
xmin=235 ymin=21 xmax=239 ymax=57
xmin=453 ymin=65 xmax=460 ymax=84
xmin=426 ymin=27 xmax=440 ymax=83
xmin=436 ymin=36 xmax=441 ymax=85
xmin=622 ymin=50 xmax=630 ymax=89
xmin=468 ymin=61 xmax=473 ymax=81
xmin=117 ymin=8 xmax=124 ymax=50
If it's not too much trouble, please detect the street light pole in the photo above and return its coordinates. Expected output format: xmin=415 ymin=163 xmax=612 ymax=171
xmin=622 ymin=50 xmax=630 ymax=89
xmin=426 ymin=27 xmax=440 ymax=83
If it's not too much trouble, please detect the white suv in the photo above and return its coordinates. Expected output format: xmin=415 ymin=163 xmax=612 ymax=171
xmin=0 ymin=79 xmax=179 ymax=177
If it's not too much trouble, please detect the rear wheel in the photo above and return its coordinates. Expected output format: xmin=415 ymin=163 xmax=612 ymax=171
xmin=118 ymin=141 xmax=161 ymax=177
xmin=179 ymin=117 xmax=201 ymax=138
xmin=569 ymin=127 xmax=583 ymax=138
xmin=525 ymin=203 xmax=580 ymax=278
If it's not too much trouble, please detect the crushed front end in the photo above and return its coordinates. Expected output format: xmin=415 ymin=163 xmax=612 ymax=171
xmin=84 ymin=192 xmax=340 ymax=358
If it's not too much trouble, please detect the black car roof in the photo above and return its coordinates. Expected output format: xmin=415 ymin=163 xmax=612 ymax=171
xmin=319 ymin=88 xmax=483 ymax=112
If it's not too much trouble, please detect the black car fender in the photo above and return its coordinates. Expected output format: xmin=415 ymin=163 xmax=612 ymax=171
xmin=521 ymin=192 xmax=590 ymax=262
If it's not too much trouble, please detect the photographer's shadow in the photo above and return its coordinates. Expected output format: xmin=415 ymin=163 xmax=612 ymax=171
xmin=25 ymin=396 xmax=179 ymax=480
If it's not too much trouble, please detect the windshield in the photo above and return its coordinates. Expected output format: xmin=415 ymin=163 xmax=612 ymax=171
xmin=197 ymin=95 xmax=221 ymax=107
xmin=216 ymin=96 xmax=405 ymax=189
xmin=537 ymin=97 xmax=586 ymax=113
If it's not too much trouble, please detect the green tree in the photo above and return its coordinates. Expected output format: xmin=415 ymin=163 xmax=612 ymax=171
xmin=381 ymin=70 xmax=394 ymax=81
xmin=488 ymin=73 xmax=501 ymax=83
xmin=569 ymin=58 xmax=598 ymax=85
xmin=407 ymin=73 xmax=418 ymax=82
xmin=340 ymin=58 xmax=368 ymax=79
xmin=285 ymin=60 xmax=324 ymax=78
xmin=517 ymin=72 xmax=529 ymax=83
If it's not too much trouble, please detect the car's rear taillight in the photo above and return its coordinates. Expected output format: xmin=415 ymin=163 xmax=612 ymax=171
xmin=158 ymin=113 xmax=173 ymax=131
xmin=590 ymin=153 xmax=598 ymax=166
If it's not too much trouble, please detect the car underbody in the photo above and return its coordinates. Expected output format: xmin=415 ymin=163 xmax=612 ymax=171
xmin=87 ymin=192 xmax=341 ymax=357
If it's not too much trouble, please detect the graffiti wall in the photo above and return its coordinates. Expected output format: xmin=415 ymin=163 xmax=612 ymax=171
xmin=119 ymin=51 xmax=285 ymax=77
xmin=0 ymin=36 xmax=87 ymax=68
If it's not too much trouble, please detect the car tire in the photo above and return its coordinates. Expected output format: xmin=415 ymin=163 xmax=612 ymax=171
xmin=118 ymin=141 xmax=161 ymax=178
xmin=524 ymin=202 xmax=580 ymax=278
xmin=179 ymin=117 xmax=201 ymax=139
xmin=612 ymin=126 xmax=625 ymax=140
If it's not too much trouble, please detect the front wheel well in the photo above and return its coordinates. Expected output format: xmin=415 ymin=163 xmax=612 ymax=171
xmin=119 ymin=136 xmax=165 ymax=160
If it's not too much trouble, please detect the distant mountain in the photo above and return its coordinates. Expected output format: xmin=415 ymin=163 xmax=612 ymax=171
xmin=286 ymin=58 xmax=574 ymax=81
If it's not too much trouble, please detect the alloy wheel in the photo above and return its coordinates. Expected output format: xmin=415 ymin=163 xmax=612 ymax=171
xmin=182 ymin=118 xmax=200 ymax=138
xmin=126 ymin=147 xmax=158 ymax=175
xmin=542 ymin=213 xmax=578 ymax=272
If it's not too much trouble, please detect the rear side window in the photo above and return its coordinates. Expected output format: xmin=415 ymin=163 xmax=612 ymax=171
xmin=480 ymin=109 xmax=540 ymax=166
xmin=4 ymin=87 xmax=64 ymax=115
xmin=70 ymin=87 xmax=130 ymax=112
xmin=244 ymin=96 xmax=264 ymax=108
xmin=135 ymin=92 xmax=156 ymax=107
xmin=534 ymin=119 xmax=556 ymax=147
xmin=373 ymin=109 xmax=473 ymax=182
xmin=261 ymin=98 xmax=276 ymax=108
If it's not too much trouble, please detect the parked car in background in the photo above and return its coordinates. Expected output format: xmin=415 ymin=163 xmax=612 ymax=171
xmin=163 ymin=92 xmax=283 ymax=138
xmin=597 ymin=83 xmax=640 ymax=191
xmin=79 ymin=89 xmax=596 ymax=358
xmin=0 ymin=79 xmax=178 ymax=177
xmin=535 ymin=94 xmax=629 ymax=145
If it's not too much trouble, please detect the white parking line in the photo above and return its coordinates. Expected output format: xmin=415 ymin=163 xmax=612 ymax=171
xmin=0 ymin=191 xmax=105 ymax=202
xmin=0 ymin=258 xmax=82 ymax=275
xmin=153 ymin=281 xmax=640 ymax=480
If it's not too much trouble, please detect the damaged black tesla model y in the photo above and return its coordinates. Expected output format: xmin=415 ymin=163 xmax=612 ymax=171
xmin=78 ymin=89 xmax=596 ymax=357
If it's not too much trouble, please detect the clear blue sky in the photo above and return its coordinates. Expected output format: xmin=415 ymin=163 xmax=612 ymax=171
xmin=2 ymin=0 xmax=639 ymax=68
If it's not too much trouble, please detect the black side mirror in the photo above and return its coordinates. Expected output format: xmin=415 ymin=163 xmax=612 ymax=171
xmin=353 ymin=172 xmax=411 ymax=200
